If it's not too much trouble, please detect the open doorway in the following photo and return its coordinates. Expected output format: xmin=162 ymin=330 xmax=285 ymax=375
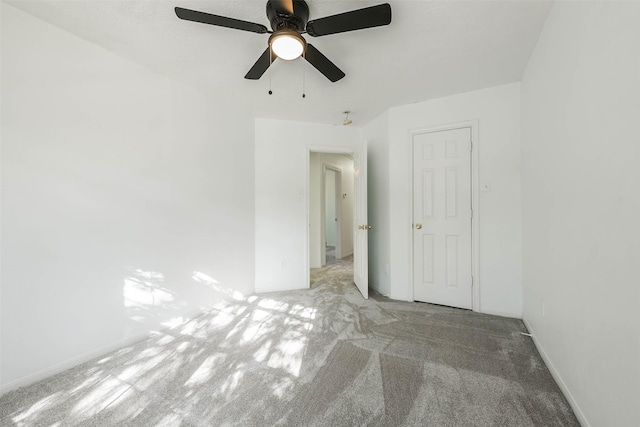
xmin=309 ymin=151 xmax=355 ymax=275
xmin=323 ymin=165 xmax=341 ymax=266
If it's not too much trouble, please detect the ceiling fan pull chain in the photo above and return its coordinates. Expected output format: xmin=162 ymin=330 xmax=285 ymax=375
xmin=302 ymin=51 xmax=306 ymax=98
xmin=268 ymin=48 xmax=273 ymax=95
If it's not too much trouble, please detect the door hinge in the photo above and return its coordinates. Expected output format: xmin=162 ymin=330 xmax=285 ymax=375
xmin=469 ymin=140 xmax=473 ymax=152
xmin=471 ymin=276 xmax=474 ymax=287
xmin=470 ymin=209 xmax=473 ymax=219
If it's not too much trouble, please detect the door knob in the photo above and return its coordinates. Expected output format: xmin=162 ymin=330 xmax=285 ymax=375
xmin=367 ymin=225 xmax=373 ymax=230
xmin=415 ymin=223 xmax=422 ymax=229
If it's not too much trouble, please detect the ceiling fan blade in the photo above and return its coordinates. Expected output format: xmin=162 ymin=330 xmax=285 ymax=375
xmin=175 ymin=7 xmax=268 ymax=34
xmin=306 ymin=3 xmax=391 ymax=37
xmin=245 ymin=48 xmax=275 ymax=80
xmin=304 ymin=44 xmax=345 ymax=82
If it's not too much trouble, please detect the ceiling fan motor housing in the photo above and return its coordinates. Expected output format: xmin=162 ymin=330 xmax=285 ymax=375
xmin=266 ymin=0 xmax=309 ymax=32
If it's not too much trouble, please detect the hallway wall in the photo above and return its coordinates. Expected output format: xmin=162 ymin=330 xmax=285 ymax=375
xmin=309 ymin=152 xmax=355 ymax=269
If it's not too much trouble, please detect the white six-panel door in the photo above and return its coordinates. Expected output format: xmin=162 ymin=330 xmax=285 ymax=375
xmin=413 ymin=127 xmax=472 ymax=309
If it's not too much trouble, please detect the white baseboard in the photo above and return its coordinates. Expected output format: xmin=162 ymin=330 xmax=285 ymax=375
xmin=0 ymin=308 xmax=207 ymax=396
xmin=479 ymin=308 xmax=522 ymax=319
xmin=522 ymin=317 xmax=590 ymax=427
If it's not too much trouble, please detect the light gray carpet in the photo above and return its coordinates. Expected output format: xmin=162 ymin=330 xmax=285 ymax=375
xmin=0 ymin=257 xmax=579 ymax=426
xmin=326 ymin=245 xmax=336 ymax=263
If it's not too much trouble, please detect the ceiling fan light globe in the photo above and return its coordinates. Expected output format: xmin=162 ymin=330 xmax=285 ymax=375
xmin=271 ymin=33 xmax=305 ymax=60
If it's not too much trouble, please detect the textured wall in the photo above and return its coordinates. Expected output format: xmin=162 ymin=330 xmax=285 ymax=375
xmin=521 ymin=2 xmax=640 ymax=426
xmin=1 ymin=4 xmax=255 ymax=390
xmin=385 ymin=83 xmax=523 ymax=318
xmin=254 ymin=118 xmax=359 ymax=293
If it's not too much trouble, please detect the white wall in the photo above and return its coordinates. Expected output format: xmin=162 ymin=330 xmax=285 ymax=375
xmin=363 ymin=111 xmax=390 ymax=296
xmin=1 ymin=4 xmax=255 ymax=391
xmin=255 ymin=119 xmax=359 ymax=292
xmin=309 ymin=152 xmax=355 ymax=268
xmin=386 ymin=83 xmax=523 ymax=317
xmin=520 ymin=2 xmax=640 ymax=426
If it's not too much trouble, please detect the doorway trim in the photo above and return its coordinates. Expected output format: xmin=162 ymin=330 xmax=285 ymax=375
xmin=306 ymin=146 xmax=354 ymax=289
xmin=408 ymin=120 xmax=480 ymax=312
xmin=322 ymin=163 xmax=342 ymax=266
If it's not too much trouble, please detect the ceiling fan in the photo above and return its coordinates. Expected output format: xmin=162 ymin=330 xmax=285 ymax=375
xmin=175 ymin=1 xmax=392 ymax=83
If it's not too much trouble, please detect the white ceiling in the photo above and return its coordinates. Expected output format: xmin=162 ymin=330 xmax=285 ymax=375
xmin=6 ymin=0 xmax=553 ymax=126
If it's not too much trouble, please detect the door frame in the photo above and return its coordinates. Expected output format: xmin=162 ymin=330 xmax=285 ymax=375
xmin=306 ymin=146 xmax=354 ymax=289
xmin=321 ymin=163 xmax=342 ymax=265
xmin=408 ymin=120 xmax=480 ymax=312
